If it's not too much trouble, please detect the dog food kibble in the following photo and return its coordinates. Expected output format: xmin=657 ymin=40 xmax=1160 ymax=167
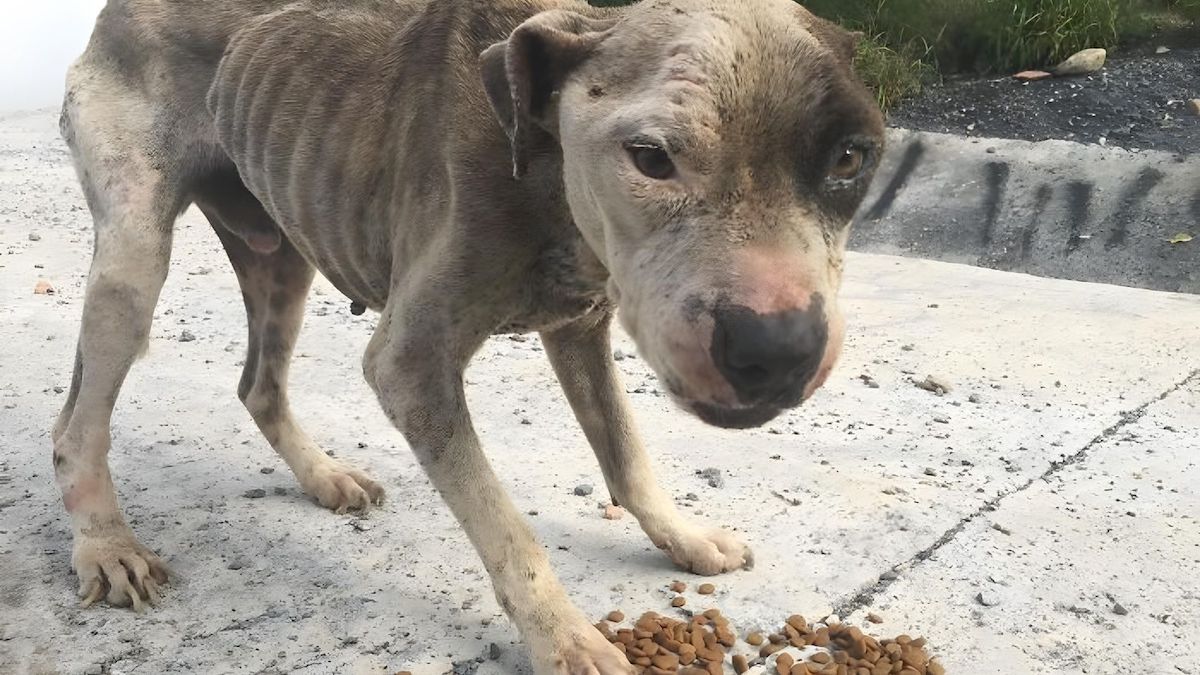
xmin=671 ymin=581 xmax=688 ymax=593
xmin=598 ymin=604 xmax=942 ymax=675
xmin=698 ymin=583 xmax=716 ymax=595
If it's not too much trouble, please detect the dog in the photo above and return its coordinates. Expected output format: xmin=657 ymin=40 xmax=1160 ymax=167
xmin=52 ymin=0 xmax=883 ymax=671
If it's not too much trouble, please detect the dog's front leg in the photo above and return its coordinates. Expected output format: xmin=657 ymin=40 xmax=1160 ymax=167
xmin=542 ymin=315 xmax=753 ymax=575
xmin=363 ymin=318 xmax=633 ymax=675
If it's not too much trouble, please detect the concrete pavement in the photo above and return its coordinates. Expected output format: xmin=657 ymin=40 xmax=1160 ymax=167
xmin=1 ymin=109 xmax=1197 ymax=675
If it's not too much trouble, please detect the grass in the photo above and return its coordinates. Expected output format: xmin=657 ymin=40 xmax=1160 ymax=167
xmin=589 ymin=0 xmax=1198 ymax=111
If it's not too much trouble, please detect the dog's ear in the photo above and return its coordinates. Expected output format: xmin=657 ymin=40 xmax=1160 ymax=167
xmin=792 ymin=7 xmax=861 ymax=66
xmin=480 ymin=11 xmax=615 ymax=178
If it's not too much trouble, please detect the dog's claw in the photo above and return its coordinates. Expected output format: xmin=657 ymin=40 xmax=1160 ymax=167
xmin=73 ymin=527 xmax=169 ymax=610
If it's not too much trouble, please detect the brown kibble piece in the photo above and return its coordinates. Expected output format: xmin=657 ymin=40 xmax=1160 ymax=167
xmin=776 ymin=652 xmax=795 ymax=674
xmin=671 ymin=581 xmax=688 ymax=593
xmin=810 ymin=652 xmax=831 ymax=665
xmin=698 ymin=583 xmax=716 ymax=595
xmin=608 ymin=610 xmax=625 ymax=623
xmin=747 ymin=632 xmax=765 ymax=646
xmin=672 ymin=596 xmax=687 ymax=608
xmin=866 ymin=613 xmax=883 ymax=624
xmin=733 ymin=653 xmax=750 ymax=674
xmin=706 ymin=659 xmax=723 ymax=675
xmin=652 ymin=653 xmax=679 ymax=670
xmin=791 ymin=664 xmax=812 ymax=675
xmin=760 ymin=642 xmax=784 ymax=657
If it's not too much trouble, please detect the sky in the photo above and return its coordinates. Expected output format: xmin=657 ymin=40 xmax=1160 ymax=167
xmin=1 ymin=1 xmax=107 ymax=112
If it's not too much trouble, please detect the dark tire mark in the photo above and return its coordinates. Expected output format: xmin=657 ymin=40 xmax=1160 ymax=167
xmin=1022 ymin=184 xmax=1053 ymax=263
xmin=1105 ymin=167 xmax=1165 ymax=249
xmin=862 ymin=140 xmax=925 ymax=222
xmin=1064 ymin=181 xmax=1094 ymax=255
xmin=980 ymin=161 xmax=1010 ymax=248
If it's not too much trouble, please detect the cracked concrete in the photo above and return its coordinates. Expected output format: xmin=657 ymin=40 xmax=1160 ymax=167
xmin=2 ymin=109 xmax=1198 ymax=675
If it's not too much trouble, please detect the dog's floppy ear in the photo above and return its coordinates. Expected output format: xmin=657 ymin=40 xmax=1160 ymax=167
xmin=792 ymin=7 xmax=861 ymax=66
xmin=480 ymin=11 xmax=615 ymax=179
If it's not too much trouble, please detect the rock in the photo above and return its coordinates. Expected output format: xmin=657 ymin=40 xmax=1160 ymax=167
xmin=1013 ymin=70 xmax=1052 ymax=82
xmin=573 ymin=484 xmax=593 ymax=497
xmin=684 ymin=492 xmax=699 ymax=502
xmin=1053 ymin=48 xmax=1106 ymax=76
xmin=28 ymin=232 xmax=41 ymax=241
xmin=1187 ymin=99 xmax=1200 ymax=117
xmin=1155 ymin=45 xmax=1171 ymax=54
xmin=697 ymin=467 xmax=724 ymax=488
xmin=227 ymin=556 xmax=248 ymax=570
xmin=915 ymin=375 xmax=952 ymax=395
xmin=858 ymin=373 xmax=880 ymax=388
xmin=968 ymin=393 xmax=982 ymax=404
xmin=178 ymin=330 xmax=196 ymax=342
xmin=602 ymin=504 xmax=625 ymax=520
xmin=260 ymin=467 xmax=275 ymax=474
xmin=243 ymin=488 xmax=267 ymax=499
xmin=1113 ymin=602 xmax=1129 ymax=615
xmin=488 ymin=642 xmax=504 ymax=660
xmin=33 ymin=279 xmax=55 ymax=295
xmin=272 ymin=486 xmax=287 ymax=495
xmin=923 ymin=467 xmax=937 ymax=476
xmin=976 ymin=591 xmax=1001 ymax=607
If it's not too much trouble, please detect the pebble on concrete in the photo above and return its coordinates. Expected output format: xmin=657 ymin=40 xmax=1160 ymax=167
xmin=573 ymin=484 xmax=593 ymax=496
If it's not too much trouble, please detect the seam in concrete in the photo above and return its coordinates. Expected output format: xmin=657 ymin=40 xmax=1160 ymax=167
xmin=831 ymin=367 xmax=1200 ymax=618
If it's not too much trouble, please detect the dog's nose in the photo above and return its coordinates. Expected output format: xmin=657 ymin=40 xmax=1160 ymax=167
xmin=711 ymin=303 xmax=827 ymax=405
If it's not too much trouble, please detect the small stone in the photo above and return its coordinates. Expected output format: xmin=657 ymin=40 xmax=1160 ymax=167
xmin=1054 ymin=48 xmax=1106 ymax=76
xmin=932 ymin=415 xmax=950 ymax=424
xmin=866 ymin=612 xmax=883 ymax=624
xmin=33 ymin=279 xmax=55 ymax=295
xmin=179 ymin=330 xmax=196 ymax=342
xmin=1187 ymin=99 xmax=1200 ymax=117
xmin=602 ymin=504 xmax=624 ymax=520
xmin=1155 ymin=45 xmax=1171 ymax=54
xmin=968 ymin=393 xmax=982 ymax=404
xmin=613 ymin=349 xmax=629 ymax=361
xmin=858 ymin=374 xmax=880 ymax=388
xmin=697 ymin=467 xmax=724 ymax=488
xmin=684 ymin=492 xmax=700 ymax=502
xmin=976 ymin=591 xmax=1001 ymax=607
xmin=488 ymin=642 xmax=503 ymax=660
xmin=880 ymin=570 xmax=899 ymax=581
xmin=227 ymin=556 xmax=248 ymax=570
xmin=923 ymin=467 xmax=937 ymax=476
xmin=28 ymin=232 xmax=41 ymax=241
xmin=243 ymin=488 xmax=267 ymax=499
xmin=1013 ymin=70 xmax=1053 ymax=82
xmin=573 ymin=484 xmax=593 ymax=497
xmin=260 ymin=467 xmax=275 ymax=474
xmin=915 ymin=375 xmax=952 ymax=395
xmin=991 ymin=522 xmax=1013 ymax=535
xmin=273 ymin=486 xmax=287 ymax=495
xmin=350 ymin=519 xmax=371 ymax=532
xmin=1112 ymin=602 xmax=1129 ymax=616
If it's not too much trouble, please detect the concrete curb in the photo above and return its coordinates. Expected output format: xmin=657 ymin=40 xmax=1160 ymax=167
xmin=851 ymin=129 xmax=1200 ymax=294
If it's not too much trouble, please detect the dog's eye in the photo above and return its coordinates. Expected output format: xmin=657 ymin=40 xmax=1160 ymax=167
xmin=628 ymin=144 xmax=676 ymax=180
xmin=828 ymin=145 xmax=866 ymax=181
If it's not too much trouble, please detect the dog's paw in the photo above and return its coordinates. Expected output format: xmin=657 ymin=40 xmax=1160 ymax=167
xmin=301 ymin=460 xmax=385 ymax=514
xmin=532 ymin=623 xmax=635 ymax=675
xmin=73 ymin=526 xmax=169 ymax=612
xmin=660 ymin=527 xmax=754 ymax=576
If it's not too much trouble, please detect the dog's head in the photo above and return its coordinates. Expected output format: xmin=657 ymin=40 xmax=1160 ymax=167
xmin=482 ymin=0 xmax=884 ymax=429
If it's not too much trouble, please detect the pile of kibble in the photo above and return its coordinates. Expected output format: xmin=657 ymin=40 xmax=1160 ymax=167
xmin=594 ymin=582 xmax=944 ymax=675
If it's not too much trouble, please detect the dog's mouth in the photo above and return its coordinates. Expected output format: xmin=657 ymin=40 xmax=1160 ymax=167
xmin=687 ymin=400 xmax=784 ymax=429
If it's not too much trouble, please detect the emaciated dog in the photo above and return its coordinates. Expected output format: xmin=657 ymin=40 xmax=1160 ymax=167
xmin=53 ymin=0 xmax=884 ymax=671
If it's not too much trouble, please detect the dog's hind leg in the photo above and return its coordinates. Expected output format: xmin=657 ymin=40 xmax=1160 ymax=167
xmin=52 ymin=87 xmax=178 ymax=610
xmin=197 ymin=189 xmax=384 ymax=513
xmin=542 ymin=315 xmax=753 ymax=575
